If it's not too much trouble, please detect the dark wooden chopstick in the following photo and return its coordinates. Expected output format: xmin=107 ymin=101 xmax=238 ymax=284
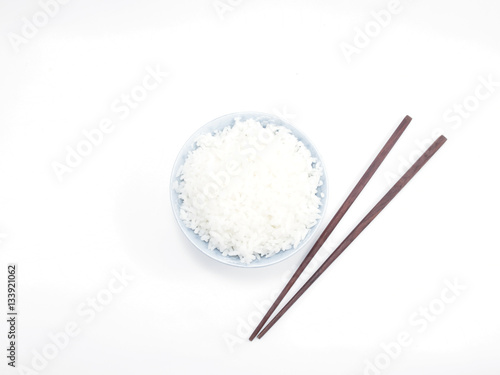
xmin=256 ymin=135 xmax=447 ymax=339
xmin=249 ymin=115 xmax=412 ymax=341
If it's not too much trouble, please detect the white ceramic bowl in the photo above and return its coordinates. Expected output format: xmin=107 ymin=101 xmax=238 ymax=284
xmin=170 ymin=112 xmax=328 ymax=267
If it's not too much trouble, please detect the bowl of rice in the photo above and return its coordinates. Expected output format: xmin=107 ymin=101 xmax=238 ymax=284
xmin=170 ymin=112 xmax=328 ymax=267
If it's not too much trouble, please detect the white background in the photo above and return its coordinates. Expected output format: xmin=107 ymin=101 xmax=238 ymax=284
xmin=1 ymin=1 xmax=500 ymax=374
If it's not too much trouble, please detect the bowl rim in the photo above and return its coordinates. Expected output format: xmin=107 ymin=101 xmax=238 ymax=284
xmin=170 ymin=111 xmax=329 ymax=268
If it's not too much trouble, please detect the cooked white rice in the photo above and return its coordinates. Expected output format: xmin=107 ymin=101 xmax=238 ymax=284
xmin=175 ymin=117 xmax=323 ymax=263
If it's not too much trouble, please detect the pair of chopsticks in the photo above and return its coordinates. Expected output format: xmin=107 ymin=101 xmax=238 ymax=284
xmin=249 ymin=115 xmax=447 ymax=340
